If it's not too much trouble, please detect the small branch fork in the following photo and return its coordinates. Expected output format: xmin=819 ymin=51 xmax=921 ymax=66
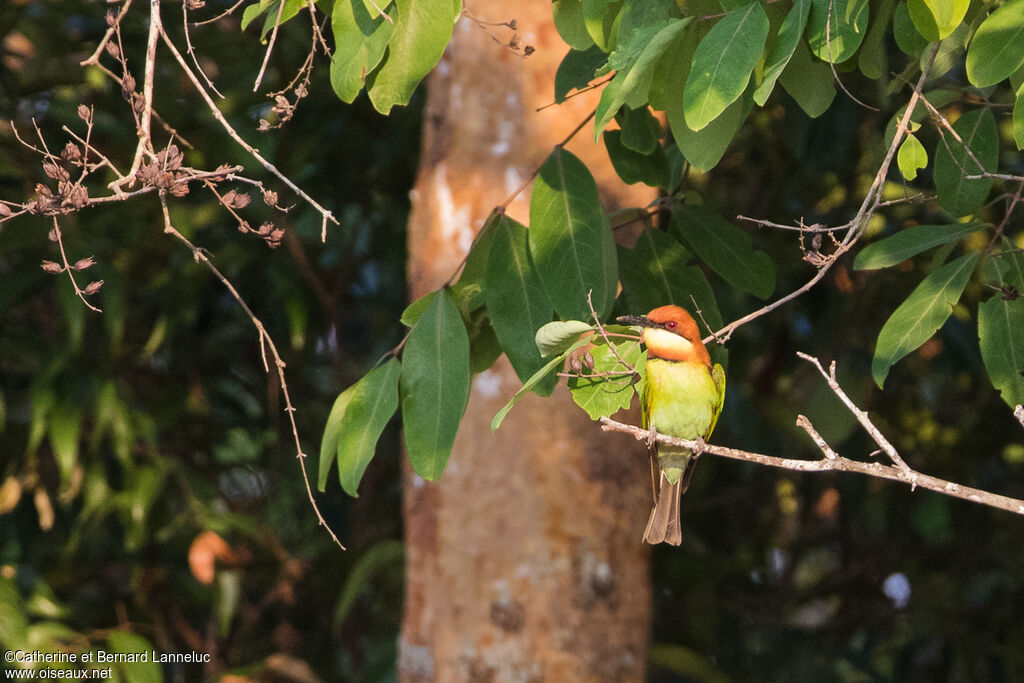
xmin=600 ymin=352 xmax=1024 ymax=517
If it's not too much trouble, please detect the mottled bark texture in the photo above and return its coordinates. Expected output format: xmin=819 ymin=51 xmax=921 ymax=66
xmin=401 ymin=3 xmax=655 ymax=682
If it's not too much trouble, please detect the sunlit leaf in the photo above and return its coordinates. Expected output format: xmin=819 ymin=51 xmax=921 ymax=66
xmin=330 ymin=0 xmax=396 ymax=103
xmin=897 ymin=132 xmax=928 ymax=180
xmin=807 ymin=0 xmax=870 ymax=63
xmin=908 ymin=0 xmax=968 ymax=40
xmin=754 ymin=0 xmax=811 ymax=105
xmin=535 ymin=320 xmax=594 ymax=357
xmin=853 ymin=223 xmax=986 ymax=270
xmin=335 ymin=358 xmax=401 ymax=497
xmin=966 ymin=0 xmax=1024 ymax=87
xmin=872 ymin=253 xmax=979 ymax=387
xmin=568 ymin=340 xmax=644 ymax=419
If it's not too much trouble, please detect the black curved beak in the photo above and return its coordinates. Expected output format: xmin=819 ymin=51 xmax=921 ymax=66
xmin=616 ymin=315 xmax=652 ymax=327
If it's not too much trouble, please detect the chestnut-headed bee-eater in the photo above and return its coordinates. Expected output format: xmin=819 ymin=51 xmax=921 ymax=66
xmin=617 ymin=305 xmax=725 ymax=546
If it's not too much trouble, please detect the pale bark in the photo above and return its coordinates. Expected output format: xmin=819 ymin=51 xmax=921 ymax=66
xmin=400 ymin=3 xmax=655 ymax=682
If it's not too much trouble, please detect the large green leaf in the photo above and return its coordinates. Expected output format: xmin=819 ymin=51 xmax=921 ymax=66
xmin=319 ymin=380 xmax=357 ymax=490
xmin=568 ymin=340 xmax=645 ymax=419
xmin=483 ymin=216 xmax=557 ymax=394
xmin=400 ymin=290 xmax=471 ymax=480
xmin=334 ymin=358 xmax=401 ymax=497
xmin=965 ymin=0 xmax=1024 ymax=87
xmin=617 ymin=228 xmax=723 ymax=333
xmin=330 ymin=0 xmax=396 ymax=103
xmin=593 ymin=18 xmax=692 ymax=137
xmin=670 ymin=206 xmax=775 ymax=299
xmin=535 ymin=320 xmax=595 ymax=357
xmin=933 ymin=108 xmax=998 ymax=217
xmin=583 ymin=0 xmax=624 ymax=50
xmin=754 ymin=0 xmax=812 ymax=105
xmin=366 ymin=0 xmax=454 ymax=114
xmin=871 ymin=252 xmax=979 ymax=387
xmin=529 ymin=148 xmax=618 ymax=321
xmin=555 ymin=46 xmax=608 ymax=103
xmin=807 ymin=0 xmax=870 ymax=63
xmin=853 ymin=223 xmax=986 ymax=270
xmin=617 ymin=106 xmax=660 ymax=153
xmin=553 ymin=0 xmax=597 ymax=50
xmin=979 ymin=251 xmax=1024 ymax=407
xmin=683 ymin=2 xmax=769 ymax=131
xmin=908 ymin=0 xmax=968 ymax=40
xmin=894 ymin=0 xmax=930 ymax=55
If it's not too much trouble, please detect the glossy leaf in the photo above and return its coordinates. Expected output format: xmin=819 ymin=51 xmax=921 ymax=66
xmin=535 ymin=320 xmax=594 ymax=357
xmin=871 ymin=253 xmax=979 ymax=387
xmin=754 ymin=0 xmax=811 ymax=105
xmin=683 ymin=2 xmax=769 ymax=131
xmin=670 ymin=206 xmax=775 ymax=299
xmin=367 ymin=0 xmax=454 ymax=114
xmin=966 ymin=0 xmax=1024 ymax=87
xmin=593 ymin=18 xmax=692 ymax=137
xmin=568 ymin=340 xmax=645 ymax=419
xmin=807 ymin=0 xmax=870 ymax=63
xmin=604 ymin=129 xmax=669 ymax=186
xmin=908 ymin=0 xmax=968 ymax=40
xmin=491 ymin=337 xmax=592 ymax=431
xmin=330 ymin=0 xmax=396 ymax=103
xmin=897 ymin=132 xmax=928 ymax=181
xmin=853 ymin=223 xmax=986 ymax=270
xmin=979 ymin=251 xmax=1024 ymax=408
xmin=334 ymin=358 xmax=401 ymax=497
xmin=933 ymin=108 xmax=998 ymax=217
xmin=529 ymin=148 xmax=618 ymax=321
xmin=553 ymin=0 xmax=597 ymax=50
xmin=483 ymin=216 xmax=557 ymax=394
xmin=400 ymin=290 xmax=471 ymax=480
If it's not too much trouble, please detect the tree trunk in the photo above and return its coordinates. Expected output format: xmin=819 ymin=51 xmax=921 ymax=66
xmin=400 ymin=3 xmax=655 ymax=681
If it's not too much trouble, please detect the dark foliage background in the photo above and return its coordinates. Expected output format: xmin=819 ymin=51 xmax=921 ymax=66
xmin=1 ymin=2 xmax=1022 ymax=681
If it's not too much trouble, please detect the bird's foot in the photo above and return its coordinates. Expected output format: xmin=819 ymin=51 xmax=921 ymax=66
xmin=646 ymin=424 xmax=659 ymax=451
xmin=691 ymin=437 xmax=707 ymax=460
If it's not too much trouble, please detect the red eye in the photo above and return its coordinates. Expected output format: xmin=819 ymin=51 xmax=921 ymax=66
xmin=666 ymin=321 xmax=677 ymax=329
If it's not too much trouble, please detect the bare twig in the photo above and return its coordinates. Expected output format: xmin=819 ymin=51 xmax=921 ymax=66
xmin=253 ymin=0 xmax=288 ymax=91
xmin=50 ymin=217 xmax=102 ymax=313
xmin=587 ymin=290 xmax=635 ymax=372
xmin=600 ymin=416 xmax=1024 ymax=516
xmin=158 ymin=195 xmax=345 ymax=550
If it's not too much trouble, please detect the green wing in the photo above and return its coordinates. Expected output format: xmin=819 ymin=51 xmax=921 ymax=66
xmin=705 ymin=363 xmax=726 ymax=438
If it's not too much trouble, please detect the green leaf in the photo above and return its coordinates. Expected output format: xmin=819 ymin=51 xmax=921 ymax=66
xmin=367 ymin=0 xmax=454 ymax=114
xmin=979 ymin=257 xmax=1024 ymax=408
xmin=894 ymin=1 xmax=930 ymax=55
xmin=593 ymin=18 xmax=692 ymax=137
xmin=555 ymin=46 xmax=608 ymax=103
xmin=871 ymin=252 xmax=979 ymax=387
xmin=334 ymin=358 xmax=401 ymax=497
xmin=568 ymin=340 xmax=644 ymax=419
xmin=933 ymin=108 xmax=998 ymax=217
xmin=603 ymin=129 xmax=669 ymax=186
xmin=858 ymin=0 xmax=895 ymax=78
xmin=1015 ymin=83 xmax=1024 ymax=150
xmin=966 ymin=0 xmax=1024 ymax=87
xmin=529 ymin=148 xmax=618 ymax=321
xmin=617 ymin=106 xmax=660 ymax=153
xmin=400 ymin=290 xmax=438 ymax=327
xmin=669 ymin=85 xmax=752 ymax=170
xmin=897 ymin=132 xmax=928 ymax=180
xmin=491 ymin=337 xmax=592 ymax=431
xmin=107 ymin=630 xmax=163 ymax=683
xmin=241 ymin=0 xmax=275 ymax=31
xmin=583 ymin=0 xmax=624 ymax=50
xmin=853 ymin=223 xmax=986 ymax=270
xmin=400 ymin=290 xmax=471 ymax=480
xmin=670 ymin=206 xmax=776 ymax=299
xmin=48 ymin=402 xmax=81 ymax=488
xmin=683 ymin=2 xmax=769 ymax=131
xmin=454 ymin=212 xmax=501 ymax=312
xmin=553 ymin=0 xmax=596 ymax=50
xmin=754 ymin=0 xmax=812 ymax=105
xmin=883 ymin=88 xmax=958 ymax=148
xmin=535 ymin=320 xmax=595 ymax=357
xmin=330 ymin=0 xmax=397 ymax=103
xmin=807 ymin=0 xmax=870 ymax=63
xmin=482 ymin=216 xmax=558 ymax=394
xmin=467 ymin=312 xmax=504 ymax=374
xmin=908 ymin=0 xmax=968 ymax=40
xmin=320 ymin=383 xmax=357 ymax=491
xmin=778 ymin=39 xmax=837 ymax=117
xmin=617 ymin=228 xmax=723 ymax=331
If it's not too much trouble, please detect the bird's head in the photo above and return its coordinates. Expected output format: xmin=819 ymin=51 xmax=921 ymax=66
xmin=617 ymin=305 xmax=710 ymax=365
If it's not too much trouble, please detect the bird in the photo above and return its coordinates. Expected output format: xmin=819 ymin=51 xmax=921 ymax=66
xmin=617 ymin=305 xmax=726 ymax=546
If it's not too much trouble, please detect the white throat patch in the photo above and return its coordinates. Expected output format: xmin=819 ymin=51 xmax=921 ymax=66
xmin=643 ymin=327 xmax=693 ymax=355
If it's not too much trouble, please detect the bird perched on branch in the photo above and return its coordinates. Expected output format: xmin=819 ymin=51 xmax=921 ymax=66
xmin=617 ymin=305 xmax=725 ymax=545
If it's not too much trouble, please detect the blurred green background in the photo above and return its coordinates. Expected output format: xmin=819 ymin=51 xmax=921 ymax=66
xmin=2 ymin=1 xmax=1024 ymax=681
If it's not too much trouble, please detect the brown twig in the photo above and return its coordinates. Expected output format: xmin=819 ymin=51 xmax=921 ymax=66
xmin=587 ymin=290 xmax=634 ymax=372
xmin=50 ymin=217 xmax=102 ymax=313
xmin=158 ymin=195 xmax=346 ymax=550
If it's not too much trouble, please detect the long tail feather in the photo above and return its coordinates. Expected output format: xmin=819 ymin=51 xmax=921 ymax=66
xmin=643 ymin=472 xmax=683 ymax=545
